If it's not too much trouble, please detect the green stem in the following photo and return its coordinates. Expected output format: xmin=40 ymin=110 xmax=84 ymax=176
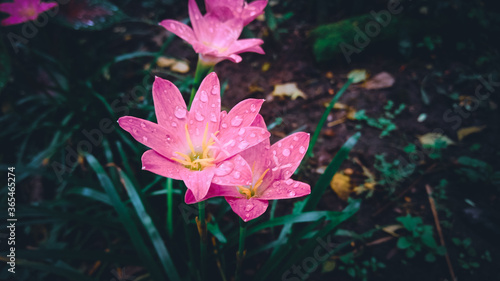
xmin=235 ymin=219 xmax=247 ymax=281
xmin=166 ymin=178 xmax=173 ymax=239
xmin=269 ymin=200 xmax=278 ymax=236
xmin=188 ymin=57 xmax=214 ymax=110
xmin=198 ymin=201 xmax=207 ymax=280
xmin=306 ymin=78 xmax=354 ymax=159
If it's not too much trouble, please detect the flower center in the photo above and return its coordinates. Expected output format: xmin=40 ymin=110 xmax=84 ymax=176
xmin=171 ymin=123 xmax=217 ymax=171
xmin=238 ymin=165 xmax=270 ymax=199
xmin=20 ymin=7 xmax=37 ymax=18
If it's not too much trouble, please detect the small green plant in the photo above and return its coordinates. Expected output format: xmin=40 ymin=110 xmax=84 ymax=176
xmin=374 ymin=154 xmax=415 ymax=193
xmin=396 ymin=214 xmax=446 ymax=262
xmin=354 ymin=100 xmax=406 ymax=138
xmin=337 ymin=252 xmax=386 ymax=281
xmin=451 ymin=237 xmax=492 ymax=274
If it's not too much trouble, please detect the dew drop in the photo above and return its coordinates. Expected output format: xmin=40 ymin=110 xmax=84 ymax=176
xmin=200 ymin=91 xmax=208 ymax=102
xmin=293 ymin=183 xmax=299 ymax=188
xmin=165 ymin=135 xmax=171 ymax=141
xmin=250 ymin=133 xmax=256 ymax=138
xmin=277 ymin=142 xmax=282 ymax=148
xmin=174 ymin=106 xmax=186 ymax=119
xmin=285 ymin=179 xmax=293 ymax=185
xmin=221 ymin=123 xmax=228 ymax=129
xmin=215 ymin=161 xmax=234 ymax=176
xmin=171 ymin=122 xmax=177 ymax=128
xmin=245 ymin=203 xmax=254 ymax=211
xmin=238 ymin=128 xmax=245 ymax=135
xmin=288 ymin=190 xmax=296 ymax=197
xmin=142 ymin=136 xmax=148 ymax=142
xmin=282 ymin=149 xmax=291 ymax=157
xmin=293 ymin=136 xmax=299 ymax=141
xmin=169 ymin=23 xmax=176 ymax=29
xmin=211 ymin=85 xmax=219 ymax=95
xmin=128 ymin=119 xmax=133 ymax=123
xmin=195 ymin=112 xmax=204 ymax=121
xmin=238 ymin=141 xmax=249 ymax=150
xmin=233 ymin=171 xmax=241 ymax=179
xmin=231 ymin=116 xmax=243 ymax=127
xmin=299 ymin=146 xmax=306 ymax=154
xmin=140 ymin=122 xmax=146 ymax=128
xmin=250 ymin=103 xmax=256 ymax=112
xmin=210 ymin=113 xmax=217 ymax=122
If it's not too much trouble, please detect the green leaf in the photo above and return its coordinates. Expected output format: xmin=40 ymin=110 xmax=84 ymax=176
xmin=397 ymin=237 xmax=412 ymax=249
xmin=85 ymin=154 xmax=167 ymax=281
xmin=425 ymin=252 xmax=436 ymax=262
xmin=55 ymin=0 xmax=128 ymax=31
xmin=116 ymin=168 xmax=181 ymax=281
xmin=65 ymin=187 xmax=112 ymax=205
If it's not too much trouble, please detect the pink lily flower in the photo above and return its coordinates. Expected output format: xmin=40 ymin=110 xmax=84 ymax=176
xmin=0 ymin=0 xmax=57 ymax=26
xmin=205 ymin=0 xmax=268 ymax=26
xmin=118 ymin=73 xmax=270 ymax=202
xmin=186 ymin=115 xmax=311 ymax=221
xmin=159 ymin=0 xmax=264 ymax=65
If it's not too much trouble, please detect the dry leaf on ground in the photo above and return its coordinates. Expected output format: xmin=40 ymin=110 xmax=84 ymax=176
xmin=457 ymin=125 xmax=486 ymax=141
xmin=417 ymin=133 xmax=455 ymax=146
xmin=271 ymin=82 xmax=307 ymax=100
xmin=330 ymin=172 xmax=352 ymax=201
xmin=363 ymin=72 xmax=395 ymax=90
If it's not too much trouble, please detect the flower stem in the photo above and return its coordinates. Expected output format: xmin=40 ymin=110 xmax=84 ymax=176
xmin=235 ymin=219 xmax=247 ymax=281
xmin=305 ymin=78 xmax=354 ymax=160
xmin=197 ymin=201 xmax=207 ymax=280
xmin=188 ymin=57 xmax=214 ymax=109
xmin=166 ymin=177 xmax=173 ymax=239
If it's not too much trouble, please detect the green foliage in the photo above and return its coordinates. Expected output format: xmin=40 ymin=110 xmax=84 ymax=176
xmin=396 ymin=214 xmax=445 ymax=261
xmin=338 ymin=253 xmax=386 ymax=281
xmin=452 ymin=237 xmax=493 ymax=274
xmin=374 ymin=153 xmax=415 ymax=192
xmin=354 ymin=100 xmax=405 ymax=138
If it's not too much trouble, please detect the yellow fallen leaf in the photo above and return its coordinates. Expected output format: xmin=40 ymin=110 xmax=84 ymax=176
xmin=382 ymin=225 xmax=403 ymax=237
xmin=417 ymin=133 xmax=455 ymax=146
xmin=347 ymin=69 xmax=368 ymax=84
xmin=330 ymin=172 xmax=352 ymax=201
xmin=457 ymin=125 xmax=486 ymax=141
xmin=363 ymin=72 xmax=395 ymax=90
xmin=322 ymin=260 xmax=336 ymax=273
xmin=271 ymin=83 xmax=307 ymax=100
xmin=261 ymin=62 xmax=271 ymax=72
xmin=170 ymin=61 xmax=190 ymax=73
xmin=156 ymin=56 xmax=176 ymax=68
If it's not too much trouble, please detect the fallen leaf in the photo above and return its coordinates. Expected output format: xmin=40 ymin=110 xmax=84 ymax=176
xmin=261 ymin=62 xmax=271 ymax=72
xmin=322 ymin=260 xmax=336 ymax=273
xmin=271 ymin=83 xmax=307 ymax=100
xmin=417 ymin=133 xmax=455 ymax=147
xmin=330 ymin=172 xmax=352 ymax=201
xmin=170 ymin=61 xmax=190 ymax=73
xmin=156 ymin=56 xmax=176 ymax=68
xmin=347 ymin=69 xmax=368 ymax=84
xmin=382 ymin=224 xmax=403 ymax=237
xmin=457 ymin=125 xmax=486 ymax=141
xmin=363 ymin=72 xmax=395 ymax=90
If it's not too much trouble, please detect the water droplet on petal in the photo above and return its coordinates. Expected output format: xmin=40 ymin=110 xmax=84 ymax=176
xmin=142 ymin=136 xmax=148 ymax=142
xmin=215 ymin=161 xmax=234 ymax=176
xmin=293 ymin=182 xmax=299 ymax=188
xmin=174 ymin=106 xmax=186 ymax=119
xmin=299 ymin=146 xmax=306 ymax=154
xmin=200 ymin=91 xmax=208 ymax=102
xmin=169 ymin=23 xmax=176 ymax=29
xmin=285 ymin=179 xmax=293 ymax=185
xmin=211 ymin=85 xmax=219 ymax=95
xmin=238 ymin=128 xmax=245 ymax=135
xmin=233 ymin=171 xmax=241 ymax=179
xmin=277 ymin=142 xmax=282 ymax=148
xmin=238 ymin=141 xmax=249 ymax=150
xmin=288 ymin=190 xmax=296 ymax=197
xmin=231 ymin=116 xmax=243 ymax=127
xmin=282 ymin=149 xmax=291 ymax=157
xmin=171 ymin=122 xmax=177 ymax=128
xmin=245 ymin=203 xmax=254 ymax=211
xmin=221 ymin=123 xmax=228 ymax=129
xmin=195 ymin=112 xmax=204 ymax=121
xmin=250 ymin=103 xmax=256 ymax=112
xmin=210 ymin=113 xmax=217 ymax=122
xmin=165 ymin=135 xmax=171 ymax=141
xmin=140 ymin=122 xmax=146 ymax=128
xmin=293 ymin=136 xmax=299 ymax=141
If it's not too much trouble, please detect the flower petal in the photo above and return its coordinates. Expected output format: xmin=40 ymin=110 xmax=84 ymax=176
xmin=226 ymin=38 xmax=265 ymax=56
xmin=187 ymin=72 xmax=221 ymax=144
xmin=152 ymin=76 xmax=188 ymax=128
xmin=220 ymin=99 xmax=264 ymax=134
xmin=1 ymin=15 xmax=27 ymax=26
xmin=242 ymin=0 xmax=267 ymax=25
xmin=251 ymin=114 xmax=267 ymax=129
xmin=237 ymin=135 xmax=270 ymax=177
xmin=141 ymin=150 xmax=182 ymax=180
xmin=118 ymin=116 xmax=184 ymax=159
xmin=185 ymin=183 xmax=241 ymax=204
xmin=268 ymin=132 xmax=309 ymax=180
xmin=226 ymin=197 xmax=268 ymax=222
xmin=212 ymin=154 xmax=252 ymax=186
xmin=180 ymin=166 xmax=216 ymax=202
xmin=0 ymin=3 xmax=19 ymax=13
xmin=188 ymin=0 xmax=204 ymax=38
xmin=258 ymin=179 xmax=310 ymax=200
xmin=159 ymin=19 xmax=197 ymax=46
xmin=37 ymin=2 xmax=57 ymax=13
xmin=215 ymin=126 xmax=270 ymax=162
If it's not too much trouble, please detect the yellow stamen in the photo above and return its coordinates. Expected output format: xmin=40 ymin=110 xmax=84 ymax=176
xmin=252 ymin=168 xmax=270 ymax=193
xmin=237 ymin=168 xmax=271 ymax=199
xmin=171 ymin=123 xmax=217 ymax=171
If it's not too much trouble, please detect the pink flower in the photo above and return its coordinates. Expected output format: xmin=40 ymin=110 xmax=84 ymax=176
xmin=159 ymin=0 xmax=264 ymax=65
xmin=0 ymin=0 xmax=57 ymax=26
xmin=118 ymin=73 xmax=270 ymax=202
xmin=186 ymin=115 xmax=311 ymax=221
xmin=205 ymin=0 xmax=267 ymax=26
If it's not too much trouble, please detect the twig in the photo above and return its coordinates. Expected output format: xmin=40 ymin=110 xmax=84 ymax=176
xmin=426 ymin=184 xmax=456 ymax=281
